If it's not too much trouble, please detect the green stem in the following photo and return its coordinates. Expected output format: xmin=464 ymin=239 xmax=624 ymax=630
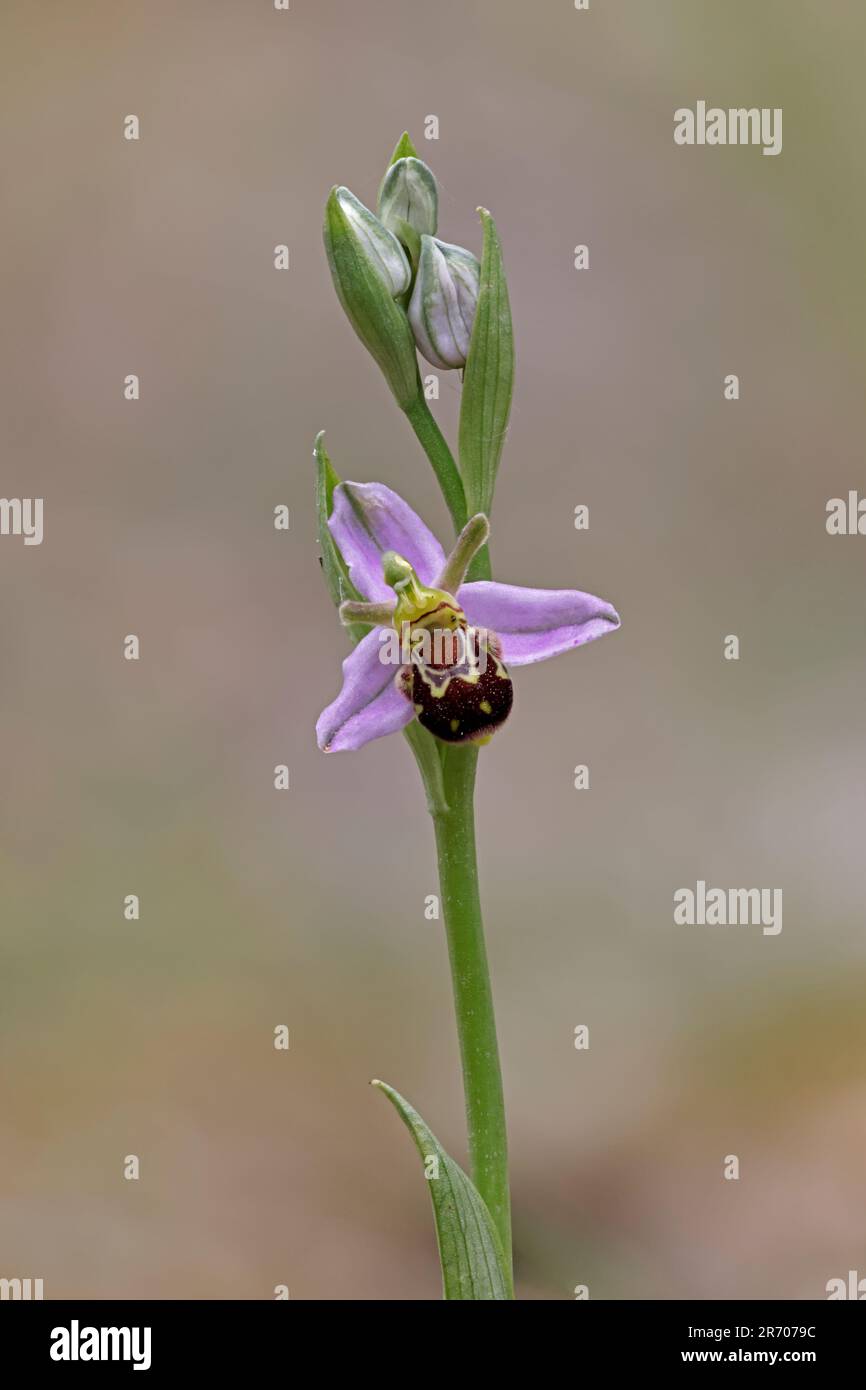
xmin=431 ymin=743 xmax=512 ymax=1275
xmin=404 ymin=393 xmax=495 ymax=579
xmin=404 ymin=395 xmax=467 ymax=536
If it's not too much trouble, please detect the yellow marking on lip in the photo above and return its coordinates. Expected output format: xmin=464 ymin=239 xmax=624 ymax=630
xmin=450 ymin=719 xmax=460 ymax=733
xmin=479 ymin=699 xmax=492 ymax=714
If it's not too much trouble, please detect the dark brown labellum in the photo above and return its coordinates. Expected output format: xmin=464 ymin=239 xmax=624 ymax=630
xmin=397 ymin=627 xmax=513 ymax=745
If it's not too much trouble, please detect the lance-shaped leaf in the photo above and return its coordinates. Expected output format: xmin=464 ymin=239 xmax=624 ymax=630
xmin=372 ymin=1079 xmax=513 ymax=1300
xmin=458 ymin=209 xmax=514 ymax=522
xmin=314 ymin=433 xmax=370 ymax=645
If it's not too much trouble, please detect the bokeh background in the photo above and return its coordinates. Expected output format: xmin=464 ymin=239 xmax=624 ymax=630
xmin=3 ymin=0 xmax=865 ymax=1299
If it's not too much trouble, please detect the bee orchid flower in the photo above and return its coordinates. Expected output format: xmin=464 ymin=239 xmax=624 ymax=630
xmin=316 ymin=481 xmax=620 ymax=753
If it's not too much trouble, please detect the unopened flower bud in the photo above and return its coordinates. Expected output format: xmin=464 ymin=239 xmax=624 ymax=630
xmin=327 ymin=186 xmax=410 ymax=297
xmin=323 ymin=186 xmax=420 ymax=409
xmin=408 ymin=236 xmax=480 ymax=370
xmin=377 ymin=157 xmax=439 ymax=246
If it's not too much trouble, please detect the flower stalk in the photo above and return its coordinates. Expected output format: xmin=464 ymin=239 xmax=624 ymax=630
xmin=428 ymin=743 xmax=512 ymax=1272
xmin=402 ymin=393 xmax=468 ymax=538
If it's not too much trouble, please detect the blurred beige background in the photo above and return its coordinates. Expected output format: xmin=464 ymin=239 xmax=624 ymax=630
xmin=2 ymin=0 xmax=865 ymax=1299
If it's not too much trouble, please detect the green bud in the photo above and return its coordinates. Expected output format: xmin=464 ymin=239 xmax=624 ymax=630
xmin=327 ymin=186 xmax=410 ymax=297
xmin=323 ymin=187 xmax=420 ymax=409
xmin=408 ymin=236 xmax=481 ymax=370
xmin=377 ymin=157 xmax=439 ymax=245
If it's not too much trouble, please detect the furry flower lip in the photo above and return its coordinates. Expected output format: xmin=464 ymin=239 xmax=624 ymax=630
xmin=376 ymin=546 xmax=514 ymax=747
xmin=316 ymin=481 xmax=621 ymax=753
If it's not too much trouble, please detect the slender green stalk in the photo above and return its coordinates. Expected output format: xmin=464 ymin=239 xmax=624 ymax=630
xmin=403 ymin=395 xmax=467 ymax=536
xmin=404 ymin=394 xmax=494 ymax=579
xmin=404 ymin=362 xmax=505 ymax=1282
xmin=431 ymin=743 xmax=512 ymax=1274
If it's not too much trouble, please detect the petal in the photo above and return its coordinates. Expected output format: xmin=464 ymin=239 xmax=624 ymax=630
xmin=329 ymin=482 xmax=447 ymax=603
xmin=316 ymin=627 xmax=414 ymax=752
xmin=458 ymin=581 xmax=620 ymax=667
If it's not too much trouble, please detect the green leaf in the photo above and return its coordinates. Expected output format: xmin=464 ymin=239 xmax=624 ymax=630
xmin=388 ymin=130 xmax=419 ymax=163
xmin=458 ymin=209 xmax=514 ymax=526
xmin=314 ymin=432 xmax=369 ymax=646
xmin=372 ymin=1079 xmax=514 ymax=1300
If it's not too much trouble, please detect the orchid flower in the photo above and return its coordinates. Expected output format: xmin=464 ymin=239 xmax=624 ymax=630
xmin=317 ymin=481 xmax=620 ymax=754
